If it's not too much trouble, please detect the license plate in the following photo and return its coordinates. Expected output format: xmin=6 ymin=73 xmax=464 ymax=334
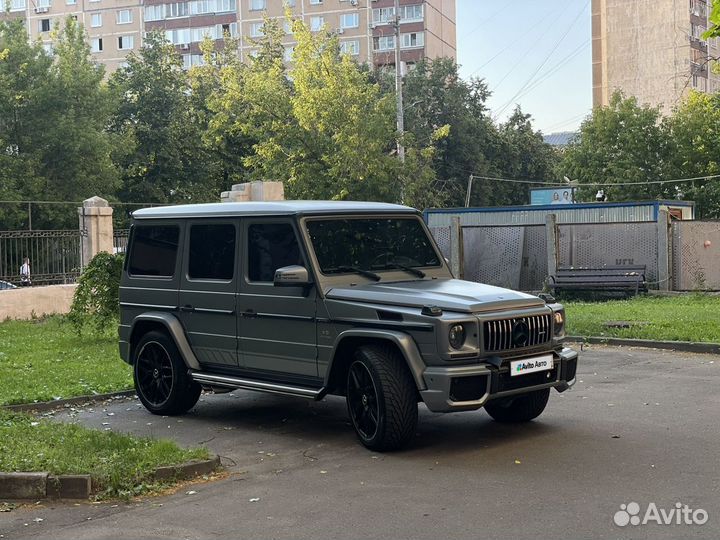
xmin=510 ymin=354 xmax=554 ymax=377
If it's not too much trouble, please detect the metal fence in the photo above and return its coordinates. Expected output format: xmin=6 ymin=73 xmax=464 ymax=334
xmin=672 ymin=221 xmax=720 ymax=290
xmin=0 ymin=229 xmax=84 ymax=285
xmin=113 ymin=229 xmax=130 ymax=254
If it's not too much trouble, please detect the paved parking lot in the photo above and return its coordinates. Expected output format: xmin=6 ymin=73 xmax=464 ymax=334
xmin=2 ymin=344 xmax=719 ymax=540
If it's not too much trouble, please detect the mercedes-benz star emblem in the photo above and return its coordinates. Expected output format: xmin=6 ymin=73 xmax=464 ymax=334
xmin=512 ymin=320 xmax=530 ymax=347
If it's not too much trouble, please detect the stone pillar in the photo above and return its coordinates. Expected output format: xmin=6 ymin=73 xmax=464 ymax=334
xmin=545 ymin=213 xmax=558 ymax=278
xmin=78 ymin=196 xmax=114 ymax=267
xmin=450 ymin=216 xmax=464 ymax=279
xmin=656 ymin=209 xmax=671 ymax=291
xmin=221 ymin=181 xmax=285 ymax=202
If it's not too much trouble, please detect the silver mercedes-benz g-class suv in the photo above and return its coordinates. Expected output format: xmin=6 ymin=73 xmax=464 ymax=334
xmin=119 ymin=201 xmax=578 ymax=451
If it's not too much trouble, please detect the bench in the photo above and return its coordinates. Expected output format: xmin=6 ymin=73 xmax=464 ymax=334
xmin=549 ymin=265 xmax=647 ymax=296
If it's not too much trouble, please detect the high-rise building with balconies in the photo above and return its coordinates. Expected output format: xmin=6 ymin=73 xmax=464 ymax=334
xmin=592 ymin=0 xmax=720 ymax=112
xmin=2 ymin=0 xmax=455 ymax=73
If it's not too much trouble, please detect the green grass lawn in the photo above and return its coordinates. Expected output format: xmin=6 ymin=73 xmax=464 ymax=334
xmin=564 ymin=294 xmax=720 ymax=342
xmin=0 ymin=410 xmax=209 ymax=499
xmin=0 ymin=317 xmax=132 ymax=406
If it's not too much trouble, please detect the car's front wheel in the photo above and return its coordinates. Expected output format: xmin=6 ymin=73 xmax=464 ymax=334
xmin=133 ymin=330 xmax=201 ymax=416
xmin=346 ymin=344 xmax=418 ymax=451
xmin=484 ymin=388 xmax=550 ymax=423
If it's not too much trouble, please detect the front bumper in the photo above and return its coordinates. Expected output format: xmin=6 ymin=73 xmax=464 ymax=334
xmin=419 ymin=347 xmax=578 ymax=412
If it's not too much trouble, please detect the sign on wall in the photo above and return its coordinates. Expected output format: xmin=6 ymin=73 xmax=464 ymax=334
xmin=530 ymin=187 xmax=576 ymax=206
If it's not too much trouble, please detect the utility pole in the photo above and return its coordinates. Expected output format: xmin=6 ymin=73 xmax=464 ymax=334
xmin=393 ymin=0 xmax=405 ymax=164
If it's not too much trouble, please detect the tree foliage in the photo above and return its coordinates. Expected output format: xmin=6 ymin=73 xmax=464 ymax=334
xmin=68 ymin=252 xmax=124 ymax=333
xmin=561 ymin=91 xmax=673 ymax=202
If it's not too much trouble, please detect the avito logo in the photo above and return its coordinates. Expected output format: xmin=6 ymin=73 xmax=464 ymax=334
xmin=614 ymin=501 xmax=709 ymax=527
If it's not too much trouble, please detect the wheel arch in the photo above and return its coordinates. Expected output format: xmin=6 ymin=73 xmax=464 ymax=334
xmin=325 ymin=329 xmax=427 ymax=394
xmin=128 ymin=312 xmax=200 ymax=370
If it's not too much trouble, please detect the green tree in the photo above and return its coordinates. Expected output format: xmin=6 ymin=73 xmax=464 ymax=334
xmin=109 ymin=31 xmax=221 ymax=205
xmin=0 ymin=18 xmax=51 ymax=228
xmin=401 ymin=58 xmax=502 ymax=207
xmin=561 ymin=91 xmax=673 ymax=203
xmin=493 ymin=106 xmax=559 ymax=206
xmin=666 ymin=91 xmax=720 ymax=218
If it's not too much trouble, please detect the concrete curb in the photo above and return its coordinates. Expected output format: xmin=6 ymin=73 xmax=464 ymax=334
xmin=567 ymin=336 xmax=720 ymax=355
xmin=0 ymin=456 xmax=221 ymax=500
xmin=1 ymin=390 xmax=136 ymax=413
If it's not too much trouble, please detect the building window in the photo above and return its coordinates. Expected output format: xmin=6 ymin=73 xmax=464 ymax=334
xmin=91 ymin=13 xmax=102 ymax=27
xmin=310 ymin=16 xmax=324 ymax=31
xmin=42 ymin=43 xmax=53 ymax=55
xmin=284 ymin=45 xmax=294 ymax=61
xmin=340 ymin=13 xmax=359 ymax=29
xmin=165 ymin=2 xmax=188 ymax=18
xmin=401 ymin=31 xmax=424 ymax=48
xmin=690 ymin=0 xmax=708 ymax=18
xmin=284 ymin=20 xmax=293 ymax=34
xmin=166 ymin=23 xmax=237 ymax=45
xmin=249 ymin=0 xmax=265 ymax=10
xmin=339 ymin=39 xmax=359 ymax=56
xmin=250 ymin=22 xmax=264 ymax=37
xmin=66 ymin=0 xmax=76 ymax=4
xmin=144 ymin=4 xmax=163 ymax=21
xmin=309 ymin=0 xmax=322 ymax=4
xmin=36 ymin=0 xmax=51 ymax=7
xmin=91 ymin=37 xmax=103 ymax=52
xmin=9 ymin=0 xmax=26 ymax=11
xmin=117 ymin=9 xmax=132 ymax=24
xmin=400 ymin=4 xmax=423 ymax=22
xmin=373 ymin=35 xmax=395 ymax=51
xmin=39 ymin=19 xmax=51 ymax=32
xmin=372 ymin=7 xmax=395 ymax=25
xmin=118 ymin=35 xmax=134 ymax=50
xmin=283 ymin=0 xmax=295 ymax=6
xmin=182 ymin=54 xmax=205 ymax=69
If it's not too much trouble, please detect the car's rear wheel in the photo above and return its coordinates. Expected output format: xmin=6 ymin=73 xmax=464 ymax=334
xmin=484 ymin=388 xmax=550 ymax=423
xmin=346 ymin=344 xmax=418 ymax=451
xmin=133 ymin=330 xmax=201 ymax=416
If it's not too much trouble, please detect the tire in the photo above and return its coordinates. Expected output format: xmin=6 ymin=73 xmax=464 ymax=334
xmin=484 ymin=388 xmax=550 ymax=423
xmin=346 ymin=344 xmax=418 ymax=451
xmin=133 ymin=330 xmax=202 ymax=416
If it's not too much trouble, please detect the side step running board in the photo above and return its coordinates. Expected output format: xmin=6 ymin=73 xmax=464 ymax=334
xmin=190 ymin=371 xmax=325 ymax=400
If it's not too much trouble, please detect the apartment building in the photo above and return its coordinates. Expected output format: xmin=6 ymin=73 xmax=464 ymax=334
xmin=592 ymin=0 xmax=720 ymax=112
xmin=2 ymin=0 xmax=455 ymax=72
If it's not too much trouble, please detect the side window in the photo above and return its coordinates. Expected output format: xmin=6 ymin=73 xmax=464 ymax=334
xmin=188 ymin=223 xmax=236 ymax=280
xmin=128 ymin=225 xmax=179 ymax=277
xmin=248 ymin=223 xmax=302 ymax=282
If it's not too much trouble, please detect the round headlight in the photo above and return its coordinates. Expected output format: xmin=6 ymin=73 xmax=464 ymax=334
xmin=554 ymin=310 xmax=565 ymax=335
xmin=449 ymin=324 xmax=466 ymax=349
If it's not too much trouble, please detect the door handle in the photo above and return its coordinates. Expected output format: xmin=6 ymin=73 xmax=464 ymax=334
xmin=180 ymin=304 xmax=195 ymax=313
xmin=242 ymin=309 xmax=257 ymax=318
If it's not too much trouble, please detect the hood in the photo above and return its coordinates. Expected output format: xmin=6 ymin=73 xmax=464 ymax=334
xmin=326 ymin=278 xmax=545 ymax=313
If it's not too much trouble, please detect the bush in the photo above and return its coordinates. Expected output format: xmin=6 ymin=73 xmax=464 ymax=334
xmin=69 ymin=252 xmax=124 ymax=333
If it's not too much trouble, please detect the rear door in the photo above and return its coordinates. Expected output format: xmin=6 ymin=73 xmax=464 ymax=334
xmin=178 ymin=220 xmax=239 ymax=368
xmin=238 ymin=218 xmax=319 ymax=382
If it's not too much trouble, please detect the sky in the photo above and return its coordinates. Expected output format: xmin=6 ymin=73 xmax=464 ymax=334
xmin=456 ymin=0 xmax=592 ymax=134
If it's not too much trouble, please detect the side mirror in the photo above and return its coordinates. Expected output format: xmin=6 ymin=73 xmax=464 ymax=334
xmin=273 ymin=265 xmax=311 ymax=287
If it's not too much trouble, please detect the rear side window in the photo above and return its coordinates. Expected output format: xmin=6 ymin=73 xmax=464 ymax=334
xmin=248 ymin=223 xmax=302 ymax=282
xmin=188 ymin=223 xmax=236 ymax=280
xmin=128 ymin=225 xmax=179 ymax=277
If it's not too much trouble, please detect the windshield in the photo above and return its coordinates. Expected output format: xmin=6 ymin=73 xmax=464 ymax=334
xmin=306 ymin=217 xmax=442 ymax=276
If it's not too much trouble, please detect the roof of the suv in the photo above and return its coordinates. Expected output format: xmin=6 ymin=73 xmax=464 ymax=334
xmin=132 ymin=201 xmax=419 ymax=219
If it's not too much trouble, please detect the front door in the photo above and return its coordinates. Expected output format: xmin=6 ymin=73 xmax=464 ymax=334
xmin=238 ymin=218 xmax=319 ymax=384
xmin=178 ymin=220 xmax=239 ymax=368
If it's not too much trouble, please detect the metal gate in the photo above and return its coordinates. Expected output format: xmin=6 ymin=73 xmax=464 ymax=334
xmin=672 ymin=221 xmax=720 ymax=290
xmin=557 ymin=222 xmax=659 ymax=282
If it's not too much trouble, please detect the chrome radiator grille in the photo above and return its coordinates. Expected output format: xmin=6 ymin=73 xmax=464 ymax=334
xmin=483 ymin=314 xmax=552 ymax=352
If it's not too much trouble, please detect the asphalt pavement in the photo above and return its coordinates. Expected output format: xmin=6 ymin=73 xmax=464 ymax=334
xmin=1 ymin=344 xmax=718 ymax=540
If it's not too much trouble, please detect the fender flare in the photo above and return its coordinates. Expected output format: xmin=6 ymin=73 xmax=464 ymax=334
xmin=129 ymin=312 xmax=201 ymax=370
xmin=325 ymin=329 xmax=427 ymax=391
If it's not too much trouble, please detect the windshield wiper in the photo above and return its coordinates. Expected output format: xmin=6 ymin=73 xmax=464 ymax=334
xmin=334 ymin=266 xmax=381 ymax=281
xmin=383 ymin=263 xmax=426 ymax=279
